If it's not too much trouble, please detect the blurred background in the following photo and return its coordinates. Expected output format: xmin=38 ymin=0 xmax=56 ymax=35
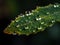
xmin=0 ymin=0 xmax=60 ymax=45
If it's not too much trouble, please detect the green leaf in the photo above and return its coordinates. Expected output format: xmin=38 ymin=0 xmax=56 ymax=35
xmin=4 ymin=4 xmax=60 ymax=36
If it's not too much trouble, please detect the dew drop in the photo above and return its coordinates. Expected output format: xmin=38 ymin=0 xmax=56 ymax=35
xmin=29 ymin=12 xmax=33 ymax=15
xmin=25 ymin=27 xmax=29 ymax=29
xmin=52 ymin=20 xmax=55 ymax=23
xmin=25 ymin=11 xmax=28 ymax=14
xmin=41 ymin=22 xmax=44 ymax=24
xmin=46 ymin=12 xmax=50 ymax=14
xmin=8 ymin=25 xmax=10 ymax=27
xmin=19 ymin=29 xmax=22 ymax=31
xmin=38 ymin=27 xmax=42 ymax=30
xmin=26 ymin=14 xmax=29 ymax=16
xmin=54 ymin=5 xmax=57 ymax=8
xmin=33 ymin=30 xmax=36 ymax=32
xmin=56 ymin=5 xmax=59 ymax=7
xmin=13 ymin=33 xmax=16 ymax=35
xmin=39 ymin=18 xmax=42 ymax=20
xmin=11 ymin=20 xmax=15 ymax=23
xmin=20 ymin=15 xmax=24 ymax=17
xmin=49 ymin=24 xmax=53 ymax=27
xmin=36 ymin=18 xmax=39 ymax=20
xmin=16 ymin=20 xmax=19 ymax=22
xmin=36 ymin=18 xmax=41 ymax=21
xmin=16 ymin=25 xmax=20 ymax=28
xmin=32 ymin=10 xmax=34 ymax=12
xmin=54 ymin=5 xmax=59 ymax=8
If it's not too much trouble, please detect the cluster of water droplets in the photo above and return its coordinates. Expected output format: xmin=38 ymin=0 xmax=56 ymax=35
xmin=5 ymin=4 xmax=60 ymax=35
xmin=54 ymin=4 xmax=59 ymax=8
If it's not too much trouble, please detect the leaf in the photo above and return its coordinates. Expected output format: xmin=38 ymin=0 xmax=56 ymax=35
xmin=4 ymin=4 xmax=60 ymax=36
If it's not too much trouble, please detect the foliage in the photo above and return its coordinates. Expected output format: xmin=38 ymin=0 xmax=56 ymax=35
xmin=4 ymin=4 xmax=60 ymax=36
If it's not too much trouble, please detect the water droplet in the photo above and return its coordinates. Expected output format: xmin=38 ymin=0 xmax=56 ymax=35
xmin=39 ymin=18 xmax=42 ymax=20
xmin=19 ymin=29 xmax=22 ymax=31
xmin=25 ymin=27 xmax=29 ymax=29
xmin=41 ymin=22 xmax=44 ymax=24
xmin=36 ymin=18 xmax=41 ymax=21
xmin=16 ymin=17 xmax=18 ymax=19
xmin=33 ymin=30 xmax=35 ymax=32
xmin=29 ymin=12 xmax=33 ymax=15
xmin=28 ymin=17 xmax=31 ymax=19
xmin=20 ymin=15 xmax=24 ymax=17
xmin=25 ymin=20 xmax=28 ymax=22
xmin=11 ymin=20 xmax=15 ymax=23
xmin=16 ymin=25 xmax=20 ymax=28
xmin=46 ymin=12 xmax=50 ymax=14
xmin=13 ymin=33 xmax=16 ymax=35
xmin=8 ymin=25 xmax=10 ymax=27
xmin=56 ymin=5 xmax=59 ymax=7
xmin=32 ymin=10 xmax=35 ymax=12
xmin=52 ymin=20 xmax=55 ymax=23
xmin=49 ymin=24 xmax=53 ymax=27
xmin=54 ymin=5 xmax=59 ymax=8
xmin=16 ymin=20 xmax=19 ymax=22
xmin=25 ymin=11 xmax=28 ymax=14
xmin=36 ymin=18 xmax=39 ymax=20
xmin=54 ymin=5 xmax=57 ymax=8
xmin=18 ymin=15 xmax=21 ymax=17
xmin=38 ymin=27 xmax=42 ymax=30
xmin=26 ymin=14 xmax=29 ymax=16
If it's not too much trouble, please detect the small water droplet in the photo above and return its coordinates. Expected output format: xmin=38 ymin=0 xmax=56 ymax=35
xmin=16 ymin=25 xmax=20 ymax=28
xmin=36 ymin=18 xmax=39 ymax=20
xmin=32 ymin=10 xmax=34 ymax=12
xmin=52 ymin=20 xmax=55 ymax=23
xmin=46 ymin=12 xmax=50 ymax=14
xmin=11 ymin=20 xmax=15 ymax=23
xmin=16 ymin=20 xmax=19 ymax=22
xmin=38 ymin=27 xmax=42 ymax=30
xmin=19 ymin=29 xmax=22 ymax=31
xmin=25 ymin=20 xmax=28 ymax=22
xmin=20 ymin=15 xmax=24 ymax=17
xmin=41 ymin=22 xmax=44 ymax=24
xmin=25 ymin=11 xmax=28 ymax=14
xmin=54 ymin=5 xmax=57 ymax=8
xmin=49 ymin=24 xmax=53 ymax=27
xmin=25 ymin=27 xmax=29 ymax=29
xmin=33 ymin=30 xmax=35 ymax=32
xmin=13 ymin=33 xmax=16 ymax=35
xmin=39 ymin=18 xmax=42 ymax=20
xmin=54 ymin=5 xmax=59 ymax=8
xmin=8 ymin=25 xmax=10 ymax=27
xmin=36 ymin=18 xmax=41 ymax=21
xmin=26 ymin=14 xmax=29 ymax=16
xmin=29 ymin=12 xmax=33 ymax=15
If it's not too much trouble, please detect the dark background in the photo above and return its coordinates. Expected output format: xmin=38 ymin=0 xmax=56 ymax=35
xmin=0 ymin=0 xmax=60 ymax=45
